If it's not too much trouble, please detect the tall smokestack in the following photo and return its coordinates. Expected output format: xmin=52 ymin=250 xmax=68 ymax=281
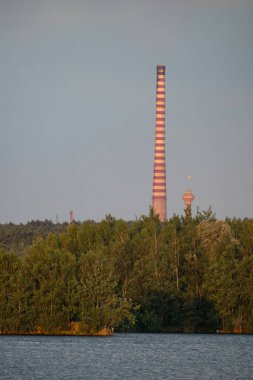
xmin=152 ymin=65 xmax=167 ymax=221
xmin=69 ymin=210 xmax=74 ymax=223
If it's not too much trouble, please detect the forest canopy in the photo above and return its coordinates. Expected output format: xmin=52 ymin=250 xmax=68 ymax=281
xmin=1 ymin=210 xmax=253 ymax=334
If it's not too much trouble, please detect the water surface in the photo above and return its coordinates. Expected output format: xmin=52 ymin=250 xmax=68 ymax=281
xmin=0 ymin=333 xmax=252 ymax=379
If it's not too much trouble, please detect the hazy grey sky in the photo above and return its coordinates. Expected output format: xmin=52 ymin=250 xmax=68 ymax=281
xmin=1 ymin=0 xmax=253 ymax=223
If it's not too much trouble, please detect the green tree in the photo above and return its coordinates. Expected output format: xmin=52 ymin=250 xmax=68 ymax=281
xmin=78 ymin=250 xmax=135 ymax=333
xmin=23 ymin=236 xmax=77 ymax=332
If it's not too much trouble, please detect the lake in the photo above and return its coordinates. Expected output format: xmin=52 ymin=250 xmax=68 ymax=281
xmin=0 ymin=333 xmax=253 ymax=379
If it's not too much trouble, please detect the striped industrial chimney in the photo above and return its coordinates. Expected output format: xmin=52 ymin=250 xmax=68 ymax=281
xmin=152 ymin=65 xmax=167 ymax=221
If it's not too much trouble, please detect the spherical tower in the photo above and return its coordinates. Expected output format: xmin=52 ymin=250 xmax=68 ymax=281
xmin=182 ymin=189 xmax=195 ymax=217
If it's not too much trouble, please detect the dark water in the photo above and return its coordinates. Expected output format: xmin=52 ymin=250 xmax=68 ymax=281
xmin=0 ymin=333 xmax=253 ymax=379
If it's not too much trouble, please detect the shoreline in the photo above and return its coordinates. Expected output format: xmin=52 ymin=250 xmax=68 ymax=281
xmin=1 ymin=331 xmax=252 ymax=336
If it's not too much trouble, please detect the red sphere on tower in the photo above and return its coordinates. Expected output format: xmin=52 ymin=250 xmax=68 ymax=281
xmin=182 ymin=189 xmax=195 ymax=207
xmin=182 ymin=189 xmax=195 ymax=218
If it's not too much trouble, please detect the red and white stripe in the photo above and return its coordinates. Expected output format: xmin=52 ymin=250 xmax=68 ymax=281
xmin=152 ymin=65 xmax=167 ymax=221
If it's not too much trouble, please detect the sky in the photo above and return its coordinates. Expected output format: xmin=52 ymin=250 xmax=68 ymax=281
xmin=0 ymin=0 xmax=253 ymax=223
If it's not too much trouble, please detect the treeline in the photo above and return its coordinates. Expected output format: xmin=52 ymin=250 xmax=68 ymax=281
xmin=0 ymin=220 xmax=67 ymax=256
xmin=0 ymin=210 xmax=253 ymax=334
